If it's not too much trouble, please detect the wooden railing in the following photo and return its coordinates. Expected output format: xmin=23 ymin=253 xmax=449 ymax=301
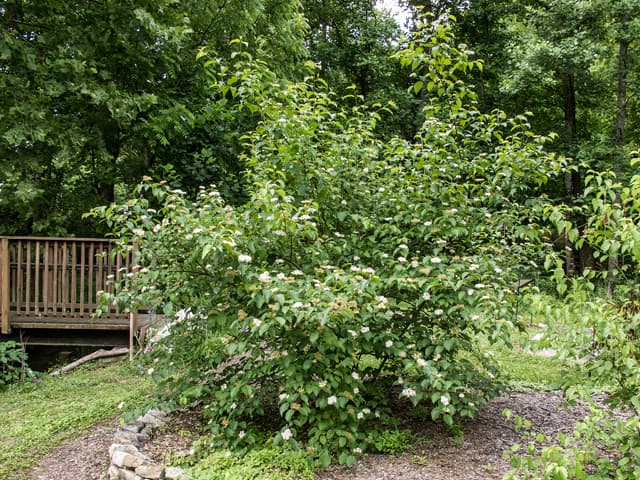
xmin=0 ymin=237 xmax=134 ymax=334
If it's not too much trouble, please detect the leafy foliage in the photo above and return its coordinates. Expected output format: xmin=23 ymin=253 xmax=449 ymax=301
xmin=0 ymin=0 xmax=307 ymax=235
xmin=93 ymin=17 xmax=561 ymax=466
xmin=0 ymin=340 xmax=25 ymax=386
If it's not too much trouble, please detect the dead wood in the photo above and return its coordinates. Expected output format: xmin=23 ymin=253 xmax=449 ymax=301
xmin=49 ymin=347 xmax=129 ymax=376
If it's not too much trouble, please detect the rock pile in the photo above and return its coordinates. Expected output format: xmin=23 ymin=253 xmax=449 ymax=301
xmin=107 ymin=409 xmax=189 ymax=480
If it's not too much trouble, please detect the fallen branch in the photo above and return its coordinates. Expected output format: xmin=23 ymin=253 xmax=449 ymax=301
xmin=50 ymin=347 xmax=129 ymax=376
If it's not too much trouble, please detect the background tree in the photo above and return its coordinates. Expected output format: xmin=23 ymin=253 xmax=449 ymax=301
xmin=0 ymin=0 xmax=307 ymax=235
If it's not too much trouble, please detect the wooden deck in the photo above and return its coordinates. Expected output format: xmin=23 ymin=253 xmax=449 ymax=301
xmin=0 ymin=236 xmax=156 ymax=347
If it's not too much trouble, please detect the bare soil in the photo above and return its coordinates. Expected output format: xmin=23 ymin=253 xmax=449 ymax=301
xmin=23 ymin=390 xmax=591 ymax=480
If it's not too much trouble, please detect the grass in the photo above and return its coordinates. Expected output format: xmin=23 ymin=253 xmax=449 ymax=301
xmin=187 ymin=446 xmax=315 ymax=480
xmin=495 ymin=346 xmax=580 ymax=391
xmin=0 ymin=359 xmax=154 ymax=479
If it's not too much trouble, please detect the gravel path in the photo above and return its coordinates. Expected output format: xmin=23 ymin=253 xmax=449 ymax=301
xmin=21 ymin=390 xmax=590 ymax=480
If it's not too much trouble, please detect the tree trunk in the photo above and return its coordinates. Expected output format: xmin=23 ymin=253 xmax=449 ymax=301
xmin=562 ymin=73 xmax=580 ymax=276
xmin=607 ymin=35 xmax=630 ymax=297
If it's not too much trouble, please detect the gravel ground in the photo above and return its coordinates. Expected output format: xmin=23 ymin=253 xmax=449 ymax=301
xmin=22 ymin=390 xmax=592 ymax=480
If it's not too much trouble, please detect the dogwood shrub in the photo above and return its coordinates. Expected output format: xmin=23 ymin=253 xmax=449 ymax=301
xmin=93 ymin=17 xmax=562 ymax=465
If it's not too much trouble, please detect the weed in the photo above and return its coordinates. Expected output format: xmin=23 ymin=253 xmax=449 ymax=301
xmin=0 ymin=360 xmax=153 ymax=479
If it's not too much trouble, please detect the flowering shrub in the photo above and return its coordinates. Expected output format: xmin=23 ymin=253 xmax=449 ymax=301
xmin=92 ymin=17 xmax=561 ymax=465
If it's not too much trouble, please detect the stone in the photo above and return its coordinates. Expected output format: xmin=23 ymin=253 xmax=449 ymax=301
xmin=107 ymin=465 xmax=122 ymax=480
xmin=139 ymin=413 xmax=164 ymax=428
xmin=119 ymin=423 xmax=144 ymax=434
xmin=120 ymin=469 xmax=144 ymax=480
xmin=110 ymin=443 xmax=141 ymax=458
xmin=135 ymin=464 xmax=165 ymax=479
xmin=165 ymin=466 xmax=187 ymax=479
xmin=147 ymin=408 xmax=168 ymax=420
xmin=114 ymin=430 xmax=150 ymax=445
xmin=111 ymin=451 xmax=145 ymax=469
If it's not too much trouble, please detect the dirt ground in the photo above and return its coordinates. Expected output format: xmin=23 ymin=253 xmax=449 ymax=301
xmin=21 ymin=390 xmax=593 ymax=480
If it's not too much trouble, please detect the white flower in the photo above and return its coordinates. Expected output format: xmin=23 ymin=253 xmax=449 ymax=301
xmin=459 ymin=393 xmax=465 ymax=398
xmin=411 ymin=260 xmax=419 ymax=268
xmin=424 ymin=221 xmax=433 ymax=226
xmin=469 ymin=263 xmax=480 ymax=271
xmin=416 ymin=358 xmax=427 ymax=367
xmin=398 ymin=243 xmax=408 ymax=250
xmin=357 ymin=412 xmax=364 ymax=420
xmin=351 ymin=265 xmax=361 ymax=272
xmin=360 ymin=326 xmax=370 ymax=334
xmin=291 ymin=269 xmax=304 ymax=276
xmin=375 ymin=295 xmax=388 ymax=305
xmin=327 ymin=395 xmax=337 ymax=405
xmin=279 ymin=393 xmax=289 ymax=401
xmin=348 ymin=329 xmax=357 ymax=337
xmin=238 ymin=430 xmax=246 ymax=439
xmin=397 ymin=256 xmax=407 ymax=263
xmin=433 ymin=354 xmax=441 ymax=362
xmin=147 ymin=368 xmax=154 ymax=375
xmin=153 ymin=224 xmax=162 ymax=233
xmin=117 ymin=401 xmax=125 ymax=410
xmin=422 ymin=291 xmax=431 ymax=301
xmin=385 ymin=340 xmax=393 ymax=348
xmin=474 ymin=283 xmax=486 ymax=289
xmin=318 ymin=380 xmax=327 ymax=388
xmin=467 ymin=289 xmax=474 ymax=296
xmin=281 ymin=428 xmax=293 ymax=441
xmin=353 ymin=387 xmax=359 ymax=394
xmin=292 ymin=301 xmax=304 ymax=308
xmin=401 ymin=388 xmax=416 ymax=398
xmin=252 ymin=318 xmax=262 ymax=328
xmin=351 ymin=372 xmax=360 ymax=380
xmin=434 ymin=309 xmax=444 ymax=316
xmin=471 ymin=315 xmax=480 ymax=321
xmin=353 ymin=447 xmax=362 ymax=454
xmin=494 ymin=267 xmax=503 ymax=273
xmin=238 ymin=254 xmax=252 ymax=263
xmin=430 ymin=257 xmax=442 ymax=264
xmin=440 ymin=395 xmax=449 ymax=406
xmin=276 ymin=273 xmax=286 ymax=280
xmin=258 ymin=271 xmax=271 ymax=282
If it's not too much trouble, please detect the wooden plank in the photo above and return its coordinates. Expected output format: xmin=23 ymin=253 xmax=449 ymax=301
xmin=0 ymin=236 xmax=112 ymax=243
xmin=34 ymin=241 xmax=40 ymax=313
xmin=71 ymin=242 xmax=77 ymax=315
xmin=9 ymin=322 xmax=131 ymax=331
xmin=87 ymin=242 xmax=94 ymax=308
xmin=25 ymin=241 xmax=31 ymax=314
xmin=1 ymin=238 xmax=9 ymax=334
xmin=43 ymin=241 xmax=49 ymax=313
xmin=79 ymin=242 xmax=86 ymax=314
xmin=52 ymin=241 xmax=58 ymax=313
xmin=96 ymin=243 xmax=104 ymax=306
xmin=60 ymin=241 xmax=67 ymax=315
xmin=16 ymin=240 xmax=23 ymax=314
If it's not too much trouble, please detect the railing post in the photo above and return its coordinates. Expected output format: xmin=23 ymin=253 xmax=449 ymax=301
xmin=1 ymin=238 xmax=10 ymax=334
